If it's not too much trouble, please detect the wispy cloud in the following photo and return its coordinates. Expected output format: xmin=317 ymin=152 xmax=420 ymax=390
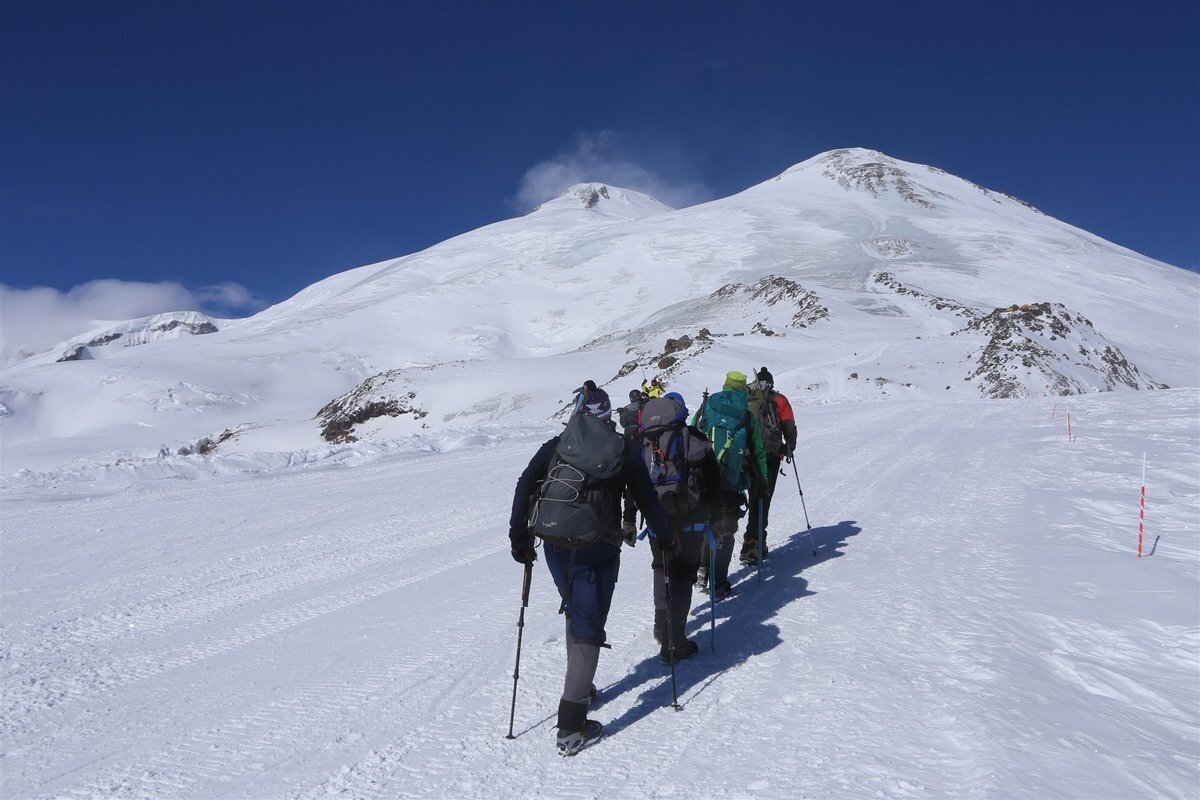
xmin=514 ymin=131 xmax=713 ymax=212
xmin=0 ymin=279 xmax=265 ymax=362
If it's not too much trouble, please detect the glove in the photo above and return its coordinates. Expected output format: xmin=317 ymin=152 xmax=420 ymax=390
xmin=655 ymin=525 xmax=677 ymax=550
xmin=509 ymin=527 xmax=536 ymax=564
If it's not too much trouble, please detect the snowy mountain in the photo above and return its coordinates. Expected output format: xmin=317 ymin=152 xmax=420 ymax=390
xmin=2 ymin=149 xmax=1197 ymax=798
xmin=2 ymin=147 xmax=1195 ymax=475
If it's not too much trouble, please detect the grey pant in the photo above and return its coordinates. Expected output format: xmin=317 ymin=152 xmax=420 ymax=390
xmin=562 ymin=621 xmax=600 ymax=705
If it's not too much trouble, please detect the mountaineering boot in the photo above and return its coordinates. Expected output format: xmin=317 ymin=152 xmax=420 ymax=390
xmin=695 ymin=563 xmax=709 ymax=591
xmin=659 ymin=638 xmax=699 ymax=664
xmin=714 ymin=580 xmax=734 ymax=601
xmin=556 ymin=699 xmax=603 ymax=756
xmin=739 ymin=537 xmax=758 ymax=566
xmin=659 ymin=578 xmax=699 ymax=664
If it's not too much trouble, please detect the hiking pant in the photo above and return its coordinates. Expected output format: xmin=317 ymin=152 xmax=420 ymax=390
xmin=544 ymin=542 xmax=620 ymax=647
xmin=650 ymin=525 xmax=705 ymax=643
xmin=545 ymin=543 xmax=620 ymax=713
xmin=746 ymin=454 xmax=783 ymax=552
xmin=701 ymin=491 xmax=745 ymax=591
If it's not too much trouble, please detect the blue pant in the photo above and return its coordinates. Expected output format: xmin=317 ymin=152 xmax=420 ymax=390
xmin=544 ymin=543 xmax=621 ymax=647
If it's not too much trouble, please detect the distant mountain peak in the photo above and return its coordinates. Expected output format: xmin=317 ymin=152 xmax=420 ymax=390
xmin=532 ymin=183 xmax=673 ymax=219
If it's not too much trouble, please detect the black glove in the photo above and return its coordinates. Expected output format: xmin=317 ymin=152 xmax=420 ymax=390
xmin=509 ymin=527 xmax=536 ymax=564
xmin=655 ymin=525 xmax=677 ymax=550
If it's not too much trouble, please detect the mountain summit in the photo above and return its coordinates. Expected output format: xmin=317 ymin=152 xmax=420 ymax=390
xmin=2 ymin=148 xmax=1196 ymax=472
xmin=531 ymin=182 xmax=673 ymax=219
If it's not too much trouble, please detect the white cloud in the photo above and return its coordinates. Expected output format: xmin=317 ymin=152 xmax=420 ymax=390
xmin=514 ymin=132 xmax=713 ymax=212
xmin=0 ymin=279 xmax=265 ymax=363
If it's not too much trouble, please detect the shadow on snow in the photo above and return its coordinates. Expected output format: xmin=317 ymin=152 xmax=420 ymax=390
xmin=600 ymin=519 xmax=863 ymax=738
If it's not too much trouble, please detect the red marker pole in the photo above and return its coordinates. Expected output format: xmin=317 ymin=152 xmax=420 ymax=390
xmin=1066 ymin=402 xmax=1073 ymax=443
xmin=1138 ymin=453 xmax=1146 ymax=558
xmin=1051 ymin=401 xmax=1058 ymax=421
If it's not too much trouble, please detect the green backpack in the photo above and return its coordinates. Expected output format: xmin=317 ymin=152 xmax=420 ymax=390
xmin=696 ymin=389 xmax=751 ymax=492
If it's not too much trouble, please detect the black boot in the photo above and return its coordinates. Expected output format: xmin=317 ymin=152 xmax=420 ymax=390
xmin=658 ymin=579 xmax=698 ymax=664
xmin=556 ymin=699 xmax=603 ymax=756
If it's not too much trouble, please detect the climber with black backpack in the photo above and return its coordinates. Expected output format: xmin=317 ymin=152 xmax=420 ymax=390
xmin=637 ymin=391 xmax=722 ymax=663
xmin=691 ymin=371 xmax=769 ymax=599
xmin=617 ymin=388 xmax=648 ymax=542
xmin=508 ymin=380 xmax=672 ymax=756
xmin=743 ymin=367 xmax=799 ymax=565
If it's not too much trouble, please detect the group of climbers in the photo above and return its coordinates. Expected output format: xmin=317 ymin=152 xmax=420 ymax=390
xmin=507 ymin=368 xmax=799 ymax=755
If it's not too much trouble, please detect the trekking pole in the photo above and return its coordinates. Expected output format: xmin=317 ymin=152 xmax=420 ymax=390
xmin=704 ymin=524 xmax=717 ymax=653
xmin=505 ymin=559 xmax=534 ymax=739
xmin=757 ymin=496 xmax=765 ymax=584
xmin=660 ymin=545 xmax=682 ymax=712
xmin=788 ymin=447 xmax=817 ymax=556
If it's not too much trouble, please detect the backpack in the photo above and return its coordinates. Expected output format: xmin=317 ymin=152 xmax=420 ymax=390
xmin=697 ymin=389 xmax=751 ymax=492
xmin=528 ymin=411 xmax=626 ymax=547
xmin=617 ymin=402 xmax=642 ymax=437
xmin=747 ymin=381 xmax=784 ymax=455
xmin=639 ymin=396 xmax=711 ymax=519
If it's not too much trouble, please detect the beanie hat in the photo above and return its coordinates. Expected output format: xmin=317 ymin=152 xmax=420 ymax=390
xmin=723 ymin=370 xmax=748 ymax=391
xmin=575 ymin=380 xmax=612 ymax=421
xmin=756 ymin=367 xmax=774 ymax=386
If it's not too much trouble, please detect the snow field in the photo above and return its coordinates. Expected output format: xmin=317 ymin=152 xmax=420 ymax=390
xmin=1 ymin=390 xmax=1197 ymax=798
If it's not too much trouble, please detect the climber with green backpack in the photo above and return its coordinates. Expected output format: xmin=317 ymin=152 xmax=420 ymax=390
xmin=691 ymin=370 xmax=769 ymax=599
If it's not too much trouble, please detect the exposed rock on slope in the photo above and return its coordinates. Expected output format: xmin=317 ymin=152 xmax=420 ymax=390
xmin=55 ymin=312 xmax=219 ymax=363
xmin=873 ymin=271 xmax=977 ymax=317
xmin=317 ymin=371 xmax=428 ymax=443
xmin=710 ymin=275 xmax=831 ymax=329
xmin=958 ymin=303 xmax=1166 ymax=398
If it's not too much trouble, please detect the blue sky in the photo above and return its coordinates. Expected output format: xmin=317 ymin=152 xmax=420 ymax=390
xmin=2 ymin=0 xmax=1197 ymax=329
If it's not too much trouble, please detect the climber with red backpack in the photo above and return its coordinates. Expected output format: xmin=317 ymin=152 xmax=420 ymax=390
xmin=743 ymin=367 xmax=798 ymax=565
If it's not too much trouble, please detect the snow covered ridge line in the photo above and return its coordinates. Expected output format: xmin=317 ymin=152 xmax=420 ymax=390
xmin=54 ymin=311 xmax=219 ymax=363
xmin=957 ymin=303 xmax=1166 ymax=398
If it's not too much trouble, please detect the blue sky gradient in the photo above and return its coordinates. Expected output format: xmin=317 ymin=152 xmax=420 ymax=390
xmin=2 ymin=0 xmax=1197 ymax=316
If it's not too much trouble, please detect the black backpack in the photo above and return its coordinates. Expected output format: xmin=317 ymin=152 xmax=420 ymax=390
xmin=640 ymin=395 xmax=712 ymax=519
xmin=528 ymin=411 xmax=626 ymax=547
xmin=747 ymin=381 xmax=784 ymax=455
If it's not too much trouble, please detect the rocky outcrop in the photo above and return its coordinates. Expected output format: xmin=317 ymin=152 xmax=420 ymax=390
xmin=711 ymin=275 xmax=830 ymax=329
xmin=56 ymin=345 xmax=92 ymax=362
xmin=820 ymin=149 xmax=942 ymax=208
xmin=57 ymin=312 xmax=219 ymax=362
xmin=317 ymin=371 xmax=428 ymax=443
xmin=873 ymin=271 xmax=976 ymax=317
xmin=957 ymin=302 xmax=1166 ymax=398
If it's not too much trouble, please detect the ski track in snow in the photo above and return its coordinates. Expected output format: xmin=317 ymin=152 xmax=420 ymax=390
xmin=2 ymin=392 xmax=1197 ymax=799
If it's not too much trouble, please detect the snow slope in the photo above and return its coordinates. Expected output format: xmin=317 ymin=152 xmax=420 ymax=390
xmin=2 ymin=148 xmax=1198 ymax=798
xmin=2 ymin=390 xmax=1197 ymax=798
xmin=2 ymin=149 xmax=1196 ymax=474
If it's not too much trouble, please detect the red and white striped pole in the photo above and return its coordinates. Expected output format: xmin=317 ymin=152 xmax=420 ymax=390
xmin=1066 ymin=401 xmax=1073 ymax=443
xmin=1051 ymin=401 xmax=1058 ymax=421
xmin=1138 ymin=453 xmax=1146 ymax=558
